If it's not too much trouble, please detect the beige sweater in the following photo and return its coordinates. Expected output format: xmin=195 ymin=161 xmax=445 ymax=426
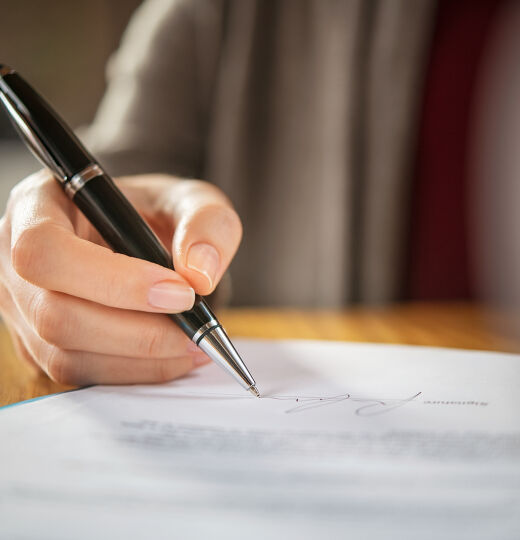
xmin=88 ymin=0 xmax=436 ymax=307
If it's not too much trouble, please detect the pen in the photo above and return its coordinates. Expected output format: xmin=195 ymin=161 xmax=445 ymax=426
xmin=0 ymin=64 xmax=260 ymax=397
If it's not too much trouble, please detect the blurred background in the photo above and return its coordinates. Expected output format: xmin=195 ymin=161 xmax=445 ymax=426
xmin=0 ymin=0 xmax=142 ymax=208
xmin=0 ymin=0 xmax=519 ymax=319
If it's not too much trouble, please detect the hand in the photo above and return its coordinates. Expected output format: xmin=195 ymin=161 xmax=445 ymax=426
xmin=0 ymin=171 xmax=242 ymax=385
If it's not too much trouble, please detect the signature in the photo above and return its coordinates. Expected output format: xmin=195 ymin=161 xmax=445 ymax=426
xmin=108 ymin=388 xmax=423 ymax=417
xmin=266 ymin=392 xmax=422 ymax=416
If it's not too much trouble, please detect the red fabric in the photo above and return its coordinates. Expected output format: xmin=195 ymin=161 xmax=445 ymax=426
xmin=408 ymin=0 xmax=501 ymax=300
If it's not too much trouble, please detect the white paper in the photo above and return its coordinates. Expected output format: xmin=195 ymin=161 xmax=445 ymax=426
xmin=0 ymin=339 xmax=519 ymax=540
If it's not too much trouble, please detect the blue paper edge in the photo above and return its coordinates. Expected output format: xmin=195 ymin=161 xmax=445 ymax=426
xmin=0 ymin=386 xmax=90 ymax=411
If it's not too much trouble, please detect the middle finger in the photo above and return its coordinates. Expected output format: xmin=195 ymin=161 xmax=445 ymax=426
xmin=13 ymin=284 xmax=206 ymax=360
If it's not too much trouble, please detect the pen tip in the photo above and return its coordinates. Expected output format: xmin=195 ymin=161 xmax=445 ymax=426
xmin=249 ymin=385 xmax=261 ymax=398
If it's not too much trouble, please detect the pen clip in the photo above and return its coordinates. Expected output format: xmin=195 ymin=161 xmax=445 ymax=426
xmin=0 ymin=87 xmax=67 ymax=182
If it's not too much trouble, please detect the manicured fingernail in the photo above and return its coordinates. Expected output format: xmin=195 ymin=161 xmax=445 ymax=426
xmin=193 ymin=353 xmax=211 ymax=367
xmin=148 ymin=281 xmax=195 ymax=311
xmin=187 ymin=243 xmax=220 ymax=289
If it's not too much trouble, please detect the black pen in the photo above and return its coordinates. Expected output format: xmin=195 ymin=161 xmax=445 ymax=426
xmin=0 ymin=64 xmax=260 ymax=397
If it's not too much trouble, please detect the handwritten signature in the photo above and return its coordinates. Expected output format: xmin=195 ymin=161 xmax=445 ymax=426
xmin=266 ymin=392 xmax=422 ymax=416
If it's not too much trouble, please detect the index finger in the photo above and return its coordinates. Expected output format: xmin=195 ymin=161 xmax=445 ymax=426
xmin=9 ymin=172 xmax=195 ymax=313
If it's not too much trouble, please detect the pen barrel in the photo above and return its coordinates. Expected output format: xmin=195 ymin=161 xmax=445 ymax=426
xmin=71 ymin=174 xmax=217 ymax=338
xmin=0 ymin=72 xmax=93 ymax=178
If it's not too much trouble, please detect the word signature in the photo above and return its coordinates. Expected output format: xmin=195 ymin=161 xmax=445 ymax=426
xmin=267 ymin=392 xmax=422 ymax=416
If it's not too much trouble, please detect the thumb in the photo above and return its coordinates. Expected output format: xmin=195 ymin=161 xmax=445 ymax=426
xmin=168 ymin=181 xmax=242 ymax=296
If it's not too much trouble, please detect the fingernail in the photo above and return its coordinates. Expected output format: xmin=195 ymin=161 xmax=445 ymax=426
xmin=193 ymin=353 xmax=211 ymax=367
xmin=186 ymin=243 xmax=220 ymax=289
xmin=148 ymin=281 xmax=195 ymax=311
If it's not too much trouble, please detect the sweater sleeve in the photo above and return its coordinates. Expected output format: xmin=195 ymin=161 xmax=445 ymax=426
xmin=85 ymin=0 xmax=225 ymax=179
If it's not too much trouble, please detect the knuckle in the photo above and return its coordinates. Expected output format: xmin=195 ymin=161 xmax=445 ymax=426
xmin=6 ymin=177 xmax=33 ymax=211
xmin=46 ymin=348 xmax=77 ymax=385
xmin=0 ymin=219 xmax=13 ymax=279
xmin=0 ymin=281 xmax=11 ymax=308
xmin=6 ymin=171 xmax=55 ymax=217
xmin=11 ymin=332 xmax=38 ymax=371
xmin=153 ymin=357 xmax=180 ymax=383
xmin=203 ymin=204 xmax=243 ymax=245
xmin=101 ymin=253 xmax=132 ymax=306
xmin=137 ymin=323 xmax=168 ymax=358
xmin=0 ymin=215 xmax=9 ymax=239
xmin=181 ymin=204 xmax=242 ymax=252
xmin=30 ymin=290 xmax=67 ymax=346
xmin=5 ymin=183 xmax=22 ymax=211
xmin=220 ymin=206 xmax=243 ymax=244
xmin=11 ymin=225 xmax=48 ymax=280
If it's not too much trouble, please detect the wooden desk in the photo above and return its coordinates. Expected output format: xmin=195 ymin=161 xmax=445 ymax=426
xmin=1 ymin=301 xmax=519 ymax=407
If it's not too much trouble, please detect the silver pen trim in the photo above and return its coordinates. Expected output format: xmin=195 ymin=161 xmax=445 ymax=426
xmin=197 ymin=326 xmax=256 ymax=391
xmin=64 ymin=164 xmax=105 ymax=198
xmin=191 ymin=319 xmax=219 ymax=344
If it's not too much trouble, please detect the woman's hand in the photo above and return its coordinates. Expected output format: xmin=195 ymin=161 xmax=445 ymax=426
xmin=0 ymin=171 xmax=242 ymax=385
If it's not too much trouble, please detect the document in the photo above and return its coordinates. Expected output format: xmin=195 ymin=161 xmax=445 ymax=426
xmin=0 ymin=339 xmax=519 ymax=540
